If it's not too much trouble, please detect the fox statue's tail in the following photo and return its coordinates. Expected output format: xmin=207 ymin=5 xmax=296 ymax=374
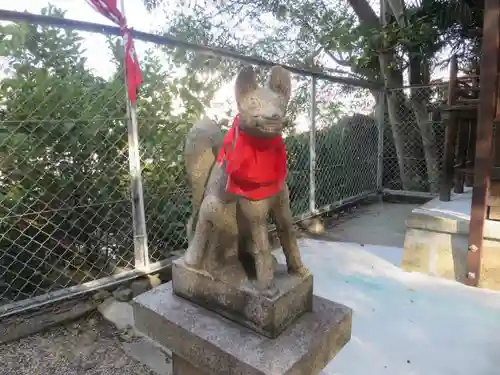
xmin=184 ymin=116 xmax=224 ymax=243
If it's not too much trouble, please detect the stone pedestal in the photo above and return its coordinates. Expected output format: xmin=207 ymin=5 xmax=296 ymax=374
xmin=172 ymin=258 xmax=313 ymax=338
xmin=133 ymin=283 xmax=352 ymax=375
xmin=402 ymin=189 xmax=500 ymax=290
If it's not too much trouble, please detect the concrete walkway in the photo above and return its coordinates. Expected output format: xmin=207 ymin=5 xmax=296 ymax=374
xmin=315 ymin=201 xmax=420 ymax=248
xmin=285 ymin=239 xmax=500 ymax=375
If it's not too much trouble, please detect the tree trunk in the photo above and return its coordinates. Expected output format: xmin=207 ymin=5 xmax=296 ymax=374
xmin=346 ymin=0 xmax=426 ymax=190
xmin=409 ymin=94 xmax=440 ymax=192
xmin=379 ymin=51 xmax=423 ymax=189
xmin=408 ymin=54 xmax=440 ymax=192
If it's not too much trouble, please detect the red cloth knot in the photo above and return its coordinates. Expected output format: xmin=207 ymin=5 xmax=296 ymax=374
xmin=216 ymin=114 xmax=287 ymax=200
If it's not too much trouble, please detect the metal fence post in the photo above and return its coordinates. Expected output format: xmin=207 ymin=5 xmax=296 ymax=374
xmin=309 ymin=76 xmax=317 ymax=213
xmin=376 ymin=91 xmax=385 ymax=192
xmin=120 ymin=0 xmax=149 ymax=270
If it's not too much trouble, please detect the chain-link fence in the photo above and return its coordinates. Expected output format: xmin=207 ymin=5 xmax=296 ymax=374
xmin=0 ymin=10 xmax=383 ymax=316
xmin=0 ymin=22 xmax=138 ymax=312
xmin=314 ymin=83 xmax=379 ymax=210
xmin=382 ymin=84 xmax=448 ymax=193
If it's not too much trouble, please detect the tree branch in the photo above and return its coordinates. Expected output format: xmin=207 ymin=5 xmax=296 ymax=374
xmin=385 ymin=0 xmax=407 ymax=27
xmin=328 ymin=51 xmax=352 ymax=67
xmin=345 ymin=0 xmax=380 ymax=26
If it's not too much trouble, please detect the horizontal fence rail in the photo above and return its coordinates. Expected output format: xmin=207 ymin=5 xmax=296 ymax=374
xmin=0 ymin=8 xmax=387 ymax=317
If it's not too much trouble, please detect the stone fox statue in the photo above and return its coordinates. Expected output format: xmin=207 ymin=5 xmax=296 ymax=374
xmin=183 ymin=65 xmax=309 ymax=295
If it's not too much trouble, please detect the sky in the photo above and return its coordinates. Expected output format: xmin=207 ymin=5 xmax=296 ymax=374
xmin=0 ymin=0 xmax=165 ymax=78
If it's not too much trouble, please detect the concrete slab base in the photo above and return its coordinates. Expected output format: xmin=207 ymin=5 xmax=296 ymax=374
xmin=171 ymin=354 xmax=203 ymax=375
xmin=122 ymin=339 xmax=172 ymax=375
xmin=402 ymin=189 xmax=500 ymax=290
xmin=133 ymin=283 xmax=352 ymax=375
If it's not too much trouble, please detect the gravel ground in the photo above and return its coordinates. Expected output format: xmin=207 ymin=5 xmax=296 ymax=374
xmin=0 ymin=311 xmax=159 ymax=375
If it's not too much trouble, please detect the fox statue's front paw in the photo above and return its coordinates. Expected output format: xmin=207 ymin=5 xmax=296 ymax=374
xmin=184 ymin=248 xmax=202 ymax=269
xmin=288 ymin=264 xmax=310 ymax=277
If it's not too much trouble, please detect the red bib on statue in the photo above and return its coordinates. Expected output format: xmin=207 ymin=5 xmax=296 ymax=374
xmin=216 ymin=115 xmax=287 ymax=200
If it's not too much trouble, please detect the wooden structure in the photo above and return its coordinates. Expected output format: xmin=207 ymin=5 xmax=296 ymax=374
xmin=440 ymin=55 xmax=479 ymax=200
xmin=439 ymin=0 xmax=500 ymax=287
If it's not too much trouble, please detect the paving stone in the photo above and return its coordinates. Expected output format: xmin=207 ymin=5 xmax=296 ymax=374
xmin=113 ymin=288 xmax=133 ymax=302
xmin=98 ymin=297 xmax=134 ymax=330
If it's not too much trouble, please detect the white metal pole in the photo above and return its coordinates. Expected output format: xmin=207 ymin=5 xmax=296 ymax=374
xmin=120 ymin=0 xmax=149 ymax=270
xmin=377 ymin=0 xmax=387 ymax=192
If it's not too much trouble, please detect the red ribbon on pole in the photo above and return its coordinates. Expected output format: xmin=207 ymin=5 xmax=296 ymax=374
xmin=86 ymin=0 xmax=142 ymax=103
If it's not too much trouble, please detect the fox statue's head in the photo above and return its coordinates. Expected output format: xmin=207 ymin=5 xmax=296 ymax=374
xmin=234 ymin=65 xmax=292 ymax=138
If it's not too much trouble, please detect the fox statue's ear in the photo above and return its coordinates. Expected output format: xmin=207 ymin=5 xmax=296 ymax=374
xmin=268 ymin=66 xmax=292 ymax=107
xmin=235 ymin=66 xmax=258 ymax=106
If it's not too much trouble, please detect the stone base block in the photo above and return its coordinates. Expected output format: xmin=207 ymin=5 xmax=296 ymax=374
xmin=403 ymin=228 xmax=500 ymax=290
xmin=402 ymin=190 xmax=500 ymax=290
xmin=172 ymin=354 xmax=204 ymax=375
xmin=133 ymin=283 xmax=352 ymax=375
xmin=172 ymin=258 xmax=313 ymax=338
